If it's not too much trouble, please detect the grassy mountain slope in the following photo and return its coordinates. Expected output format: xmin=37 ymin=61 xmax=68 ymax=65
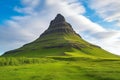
xmin=3 ymin=14 xmax=118 ymax=58
xmin=3 ymin=32 xmax=118 ymax=58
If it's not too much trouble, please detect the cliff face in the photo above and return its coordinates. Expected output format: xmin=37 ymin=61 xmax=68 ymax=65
xmin=3 ymin=14 xmax=117 ymax=58
xmin=40 ymin=14 xmax=76 ymax=37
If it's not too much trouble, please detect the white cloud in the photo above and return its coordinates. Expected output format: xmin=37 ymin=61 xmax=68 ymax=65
xmin=14 ymin=0 xmax=40 ymax=15
xmin=91 ymin=31 xmax=119 ymax=39
xmin=89 ymin=0 xmax=120 ymax=27
xmin=67 ymin=15 xmax=105 ymax=33
xmin=84 ymin=31 xmax=120 ymax=55
xmin=1 ymin=0 xmax=120 ymax=55
xmin=22 ymin=0 xmax=40 ymax=7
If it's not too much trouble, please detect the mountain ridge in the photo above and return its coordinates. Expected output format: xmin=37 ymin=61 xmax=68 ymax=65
xmin=40 ymin=14 xmax=77 ymax=37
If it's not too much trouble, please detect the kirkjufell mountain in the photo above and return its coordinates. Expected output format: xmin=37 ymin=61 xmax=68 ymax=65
xmin=3 ymin=14 xmax=118 ymax=58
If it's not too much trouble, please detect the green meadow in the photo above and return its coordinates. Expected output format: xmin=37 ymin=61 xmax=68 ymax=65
xmin=0 ymin=56 xmax=120 ymax=80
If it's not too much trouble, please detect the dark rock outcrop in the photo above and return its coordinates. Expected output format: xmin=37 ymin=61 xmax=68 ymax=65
xmin=40 ymin=14 xmax=76 ymax=37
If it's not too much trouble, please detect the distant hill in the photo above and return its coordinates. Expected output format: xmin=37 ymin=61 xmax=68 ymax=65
xmin=3 ymin=14 xmax=118 ymax=58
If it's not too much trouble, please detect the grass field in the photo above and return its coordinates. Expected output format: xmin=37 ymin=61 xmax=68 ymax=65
xmin=0 ymin=56 xmax=120 ymax=80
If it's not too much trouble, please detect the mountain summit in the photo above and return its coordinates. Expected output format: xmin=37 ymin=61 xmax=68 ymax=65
xmin=3 ymin=14 xmax=117 ymax=58
xmin=51 ymin=14 xmax=65 ymax=23
xmin=41 ymin=14 xmax=76 ymax=37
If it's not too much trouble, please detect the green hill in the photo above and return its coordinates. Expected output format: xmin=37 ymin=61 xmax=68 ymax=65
xmin=3 ymin=14 xmax=118 ymax=58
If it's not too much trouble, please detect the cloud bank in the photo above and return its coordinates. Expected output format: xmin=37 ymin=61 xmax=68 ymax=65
xmin=89 ymin=0 xmax=120 ymax=27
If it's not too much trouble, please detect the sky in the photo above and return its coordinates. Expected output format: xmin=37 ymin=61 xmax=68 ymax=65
xmin=0 ymin=0 xmax=120 ymax=55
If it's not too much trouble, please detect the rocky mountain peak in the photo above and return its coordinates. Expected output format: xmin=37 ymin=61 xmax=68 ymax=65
xmin=50 ymin=14 xmax=66 ymax=26
xmin=54 ymin=14 xmax=65 ymax=22
xmin=40 ymin=14 xmax=77 ymax=37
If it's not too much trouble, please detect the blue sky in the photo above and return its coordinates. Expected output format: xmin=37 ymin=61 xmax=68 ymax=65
xmin=0 ymin=0 xmax=120 ymax=55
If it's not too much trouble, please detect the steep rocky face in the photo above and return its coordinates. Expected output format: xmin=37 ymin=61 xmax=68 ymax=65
xmin=51 ymin=14 xmax=65 ymax=23
xmin=40 ymin=14 xmax=76 ymax=37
